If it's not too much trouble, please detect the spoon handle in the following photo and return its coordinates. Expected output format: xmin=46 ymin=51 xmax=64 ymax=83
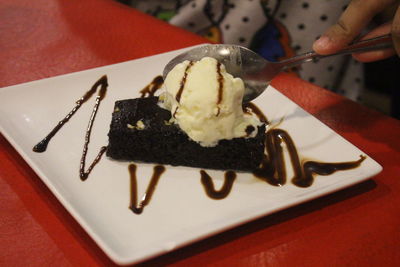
xmin=279 ymin=34 xmax=393 ymax=70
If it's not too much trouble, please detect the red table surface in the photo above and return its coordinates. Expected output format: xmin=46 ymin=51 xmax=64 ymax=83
xmin=1 ymin=0 xmax=400 ymax=266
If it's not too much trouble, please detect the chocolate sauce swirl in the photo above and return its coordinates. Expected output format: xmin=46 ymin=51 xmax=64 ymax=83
xmin=140 ymin=75 xmax=164 ymax=98
xmin=200 ymin=170 xmax=236 ymax=200
xmin=129 ymin=164 xmax=166 ymax=214
xmin=253 ymin=128 xmax=366 ymax=187
xmin=215 ymin=62 xmax=224 ymax=117
xmin=175 ymin=61 xmax=193 ymax=103
xmin=79 ymin=77 xmax=109 ymax=180
xmin=78 ymin=92 xmax=107 ymax=181
xmin=216 ymin=62 xmax=224 ymax=105
xmin=173 ymin=106 xmax=179 ymax=118
xmin=80 ymin=146 xmax=107 ymax=181
xmin=243 ymin=102 xmax=269 ymax=124
xmin=32 ymin=74 xmax=367 ymax=210
xmin=294 ymin=156 xmax=366 ymax=187
xmin=245 ymin=125 xmax=256 ymax=136
xmin=33 ymin=75 xmax=108 ymax=152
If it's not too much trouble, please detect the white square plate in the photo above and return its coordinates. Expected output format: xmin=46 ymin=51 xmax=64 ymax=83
xmin=0 ymin=46 xmax=382 ymax=265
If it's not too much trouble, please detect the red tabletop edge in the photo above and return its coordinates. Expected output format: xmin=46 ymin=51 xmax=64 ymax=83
xmin=1 ymin=0 xmax=400 ymax=266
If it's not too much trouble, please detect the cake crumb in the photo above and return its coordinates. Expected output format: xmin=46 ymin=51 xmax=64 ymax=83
xmin=136 ymin=120 xmax=145 ymax=130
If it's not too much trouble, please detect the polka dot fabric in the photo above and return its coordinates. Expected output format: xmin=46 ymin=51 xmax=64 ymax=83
xmin=129 ymin=0 xmax=362 ymax=101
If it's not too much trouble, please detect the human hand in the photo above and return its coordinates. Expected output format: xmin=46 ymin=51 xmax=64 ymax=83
xmin=313 ymin=0 xmax=400 ymax=62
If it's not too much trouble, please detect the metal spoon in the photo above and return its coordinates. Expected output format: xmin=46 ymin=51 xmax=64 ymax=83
xmin=163 ymin=34 xmax=393 ymax=102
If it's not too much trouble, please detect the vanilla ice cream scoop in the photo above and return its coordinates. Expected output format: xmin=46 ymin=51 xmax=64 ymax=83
xmin=162 ymin=57 xmax=262 ymax=147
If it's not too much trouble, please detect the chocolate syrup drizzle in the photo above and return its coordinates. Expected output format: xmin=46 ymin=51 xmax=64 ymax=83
xmin=80 ymin=147 xmax=107 ymax=181
xmin=140 ymin=75 xmax=164 ymax=98
xmin=216 ymin=62 xmax=224 ymax=117
xmin=253 ymin=128 xmax=366 ymax=187
xmin=79 ymin=85 xmax=108 ymax=181
xmin=33 ymin=75 xmax=109 ymax=153
xmin=245 ymin=125 xmax=256 ymax=136
xmin=129 ymin=164 xmax=166 ymax=214
xmin=33 ymin=75 xmax=109 ymax=180
xmin=175 ymin=61 xmax=193 ymax=103
xmin=216 ymin=62 xmax=224 ymax=105
xmin=137 ymin=78 xmax=366 ymax=200
xmin=32 ymin=75 xmax=367 ymax=212
xmin=173 ymin=106 xmax=179 ymax=118
xmin=200 ymin=170 xmax=236 ymax=199
xmin=32 ymin=75 xmax=168 ymax=213
xmin=243 ymin=102 xmax=269 ymax=124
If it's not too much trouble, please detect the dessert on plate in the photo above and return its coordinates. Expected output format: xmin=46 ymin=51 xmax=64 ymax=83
xmin=106 ymin=57 xmax=266 ymax=171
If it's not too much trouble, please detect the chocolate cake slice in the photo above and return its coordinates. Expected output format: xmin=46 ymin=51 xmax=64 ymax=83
xmin=106 ymin=97 xmax=266 ymax=171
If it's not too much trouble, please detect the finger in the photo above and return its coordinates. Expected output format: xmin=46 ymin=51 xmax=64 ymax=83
xmin=313 ymin=0 xmax=396 ymax=55
xmin=352 ymin=23 xmax=396 ymax=62
xmin=359 ymin=23 xmax=392 ymax=39
xmin=392 ymin=5 xmax=400 ymax=56
xmin=352 ymin=48 xmax=396 ymax=62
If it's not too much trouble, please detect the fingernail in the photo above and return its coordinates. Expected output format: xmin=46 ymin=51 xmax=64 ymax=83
xmin=313 ymin=36 xmax=330 ymax=50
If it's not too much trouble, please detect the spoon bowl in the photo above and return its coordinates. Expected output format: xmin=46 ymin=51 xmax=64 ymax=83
xmin=163 ymin=44 xmax=270 ymax=102
xmin=163 ymin=34 xmax=393 ymax=102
